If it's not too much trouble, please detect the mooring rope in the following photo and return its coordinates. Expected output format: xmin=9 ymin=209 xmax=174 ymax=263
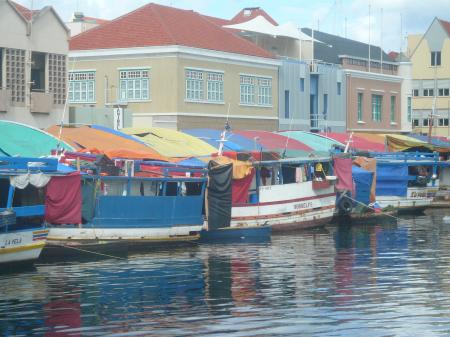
xmin=49 ymin=243 xmax=127 ymax=260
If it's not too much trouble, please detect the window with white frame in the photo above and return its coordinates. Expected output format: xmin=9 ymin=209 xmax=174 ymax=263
xmin=240 ymin=75 xmax=255 ymax=105
xmin=69 ymin=71 xmax=95 ymax=103
xmin=186 ymin=69 xmax=204 ymax=101
xmin=119 ymin=69 xmax=149 ymax=102
xmin=258 ymin=78 xmax=272 ymax=106
xmin=207 ymin=72 xmax=224 ymax=102
xmin=240 ymin=75 xmax=272 ymax=106
xmin=185 ymin=69 xmax=224 ymax=103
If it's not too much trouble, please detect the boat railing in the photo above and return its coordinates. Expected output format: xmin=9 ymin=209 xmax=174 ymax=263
xmin=368 ymin=151 xmax=439 ymax=162
xmin=0 ymin=156 xmax=58 ymax=172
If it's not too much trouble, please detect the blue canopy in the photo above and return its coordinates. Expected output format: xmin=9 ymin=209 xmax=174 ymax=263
xmin=376 ymin=163 xmax=408 ymax=197
xmin=183 ymin=129 xmax=265 ymax=152
xmin=407 ymin=134 xmax=450 ymax=150
xmin=352 ymin=165 xmax=373 ymax=205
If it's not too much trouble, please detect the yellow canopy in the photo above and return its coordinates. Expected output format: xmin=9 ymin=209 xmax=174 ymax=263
xmin=386 ymin=134 xmax=433 ymax=152
xmin=212 ymin=156 xmax=253 ymax=179
xmin=122 ymin=127 xmax=217 ymax=158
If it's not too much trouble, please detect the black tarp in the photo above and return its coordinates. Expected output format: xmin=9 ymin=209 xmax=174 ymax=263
xmin=207 ymin=161 xmax=232 ymax=230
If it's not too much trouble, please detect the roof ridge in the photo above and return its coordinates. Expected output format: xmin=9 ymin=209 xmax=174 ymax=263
xmin=150 ymin=3 xmax=177 ymax=45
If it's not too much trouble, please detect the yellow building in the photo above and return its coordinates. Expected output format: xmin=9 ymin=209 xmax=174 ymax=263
xmin=68 ymin=3 xmax=280 ymax=131
xmin=408 ymin=17 xmax=450 ymax=137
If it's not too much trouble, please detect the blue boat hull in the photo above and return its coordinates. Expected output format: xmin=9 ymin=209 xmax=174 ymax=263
xmin=199 ymin=226 xmax=271 ymax=244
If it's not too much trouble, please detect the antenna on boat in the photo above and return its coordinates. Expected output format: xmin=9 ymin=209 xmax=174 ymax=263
xmin=344 ymin=132 xmax=353 ymax=153
xmin=218 ymin=103 xmax=231 ymax=156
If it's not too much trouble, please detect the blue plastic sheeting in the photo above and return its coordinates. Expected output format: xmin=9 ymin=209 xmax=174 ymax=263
xmin=183 ymin=129 xmax=265 ymax=152
xmin=57 ymin=163 xmax=76 ymax=173
xmin=352 ymin=165 xmax=373 ymax=205
xmin=91 ymin=125 xmax=147 ymax=145
xmin=407 ymin=134 xmax=450 ymax=149
xmin=176 ymin=157 xmax=207 ymax=168
xmin=376 ymin=163 xmax=408 ymax=197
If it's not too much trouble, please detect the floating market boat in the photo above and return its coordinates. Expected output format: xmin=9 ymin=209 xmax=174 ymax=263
xmin=200 ymin=161 xmax=271 ymax=243
xmin=0 ymin=157 xmax=62 ymax=266
xmin=227 ymin=155 xmax=337 ymax=232
xmin=369 ymin=152 xmax=448 ymax=212
xmin=43 ymin=154 xmax=208 ymax=256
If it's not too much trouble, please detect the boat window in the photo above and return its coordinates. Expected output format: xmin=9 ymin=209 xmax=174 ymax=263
xmin=408 ymin=166 xmax=430 ymax=187
xmin=0 ymin=178 xmax=9 ymax=208
xmin=129 ymin=180 xmax=160 ymax=196
xmin=102 ymin=180 xmax=128 ymax=196
xmin=281 ymin=165 xmax=297 ymax=184
xmin=166 ymin=182 xmax=178 ymax=196
xmin=185 ymin=182 xmax=203 ymax=196
xmin=12 ymin=185 xmax=45 ymax=207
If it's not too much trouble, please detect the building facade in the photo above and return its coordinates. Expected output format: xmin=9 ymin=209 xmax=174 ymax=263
xmin=0 ymin=0 xmax=69 ymax=129
xmin=68 ymin=3 xmax=280 ymax=131
xmin=301 ymin=29 xmax=411 ymax=133
xmin=408 ymin=18 xmax=450 ymax=137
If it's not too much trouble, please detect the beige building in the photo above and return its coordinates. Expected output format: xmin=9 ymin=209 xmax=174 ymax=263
xmin=408 ymin=18 xmax=450 ymax=137
xmin=0 ymin=0 xmax=69 ymax=128
xmin=68 ymin=3 xmax=280 ymax=131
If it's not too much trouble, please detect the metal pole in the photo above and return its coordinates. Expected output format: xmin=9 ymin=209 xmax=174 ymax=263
xmin=368 ymin=4 xmax=371 ymax=72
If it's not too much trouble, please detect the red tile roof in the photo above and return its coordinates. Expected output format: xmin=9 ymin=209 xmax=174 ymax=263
xmin=201 ymin=14 xmax=230 ymax=27
xmin=230 ymin=7 xmax=278 ymax=26
xmin=70 ymin=3 xmax=274 ymax=59
xmin=439 ymin=19 xmax=450 ymax=36
xmin=388 ymin=51 xmax=399 ymax=61
xmin=11 ymin=1 xmax=40 ymax=20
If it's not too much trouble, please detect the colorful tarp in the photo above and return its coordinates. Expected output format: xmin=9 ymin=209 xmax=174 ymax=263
xmin=405 ymin=134 xmax=450 ymax=153
xmin=46 ymin=125 xmax=166 ymax=161
xmin=45 ymin=172 xmax=82 ymax=224
xmin=278 ymin=131 xmax=344 ymax=153
xmin=376 ymin=163 xmax=409 ymax=197
xmin=183 ymin=129 xmax=260 ymax=152
xmin=352 ymin=166 xmax=373 ymax=206
xmin=122 ymin=127 xmax=217 ymax=158
xmin=235 ymin=130 xmax=313 ymax=157
xmin=321 ymin=132 xmax=386 ymax=152
xmin=0 ymin=120 xmax=73 ymax=157
xmin=385 ymin=134 xmax=432 ymax=152
xmin=334 ymin=157 xmax=354 ymax=191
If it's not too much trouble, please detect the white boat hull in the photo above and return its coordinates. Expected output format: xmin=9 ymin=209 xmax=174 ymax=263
xmin=377 ymin=187 xmax=432 ymax=211
xmin=0 ymin=229 xmax=48 ymax=264
xmin=47 ymin=225 xmax=203 ymax=242
xmin=231 ymin=181 xmax=336 ymax=231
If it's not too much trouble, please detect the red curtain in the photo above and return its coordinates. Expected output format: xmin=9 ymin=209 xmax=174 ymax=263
xmin=232 ymin=168 xmax=255 ymax=204
xmin=45 ymin=172 xmax=82 ymax=224
xmin=334 ymin=157 xmax=354 ymax=192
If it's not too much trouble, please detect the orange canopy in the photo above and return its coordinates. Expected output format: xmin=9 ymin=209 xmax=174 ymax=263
xmin=46 ymin=125 xmax=167 ymax=161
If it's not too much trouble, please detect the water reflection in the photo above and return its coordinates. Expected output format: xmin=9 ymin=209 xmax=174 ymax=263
xmin=1 ymin=210 xmax=450 ymax=336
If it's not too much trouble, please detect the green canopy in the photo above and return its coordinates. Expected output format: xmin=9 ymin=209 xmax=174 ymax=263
xmin=0 ymin=121 xmax=73 ymax=157
xmin=278 ymin=131 xmax=344 ymax=154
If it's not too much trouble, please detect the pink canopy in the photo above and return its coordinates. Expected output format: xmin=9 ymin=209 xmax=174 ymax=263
xmin=320 ymin=133 xmax=385 ymax=152
xmin=235 ymin=130 xmax=313 ymax=152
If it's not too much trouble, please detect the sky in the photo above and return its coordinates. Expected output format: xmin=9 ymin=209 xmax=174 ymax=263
xmin=15 ymin=0 xmax=450 ymax=52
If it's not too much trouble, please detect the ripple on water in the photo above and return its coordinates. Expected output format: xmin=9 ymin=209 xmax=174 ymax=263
xmin=1 ymin=210 xmax=450 ymax=336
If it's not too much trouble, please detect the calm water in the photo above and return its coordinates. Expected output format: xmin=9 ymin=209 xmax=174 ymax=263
xmin=1 ymin=209 xmax=450 ymax=337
